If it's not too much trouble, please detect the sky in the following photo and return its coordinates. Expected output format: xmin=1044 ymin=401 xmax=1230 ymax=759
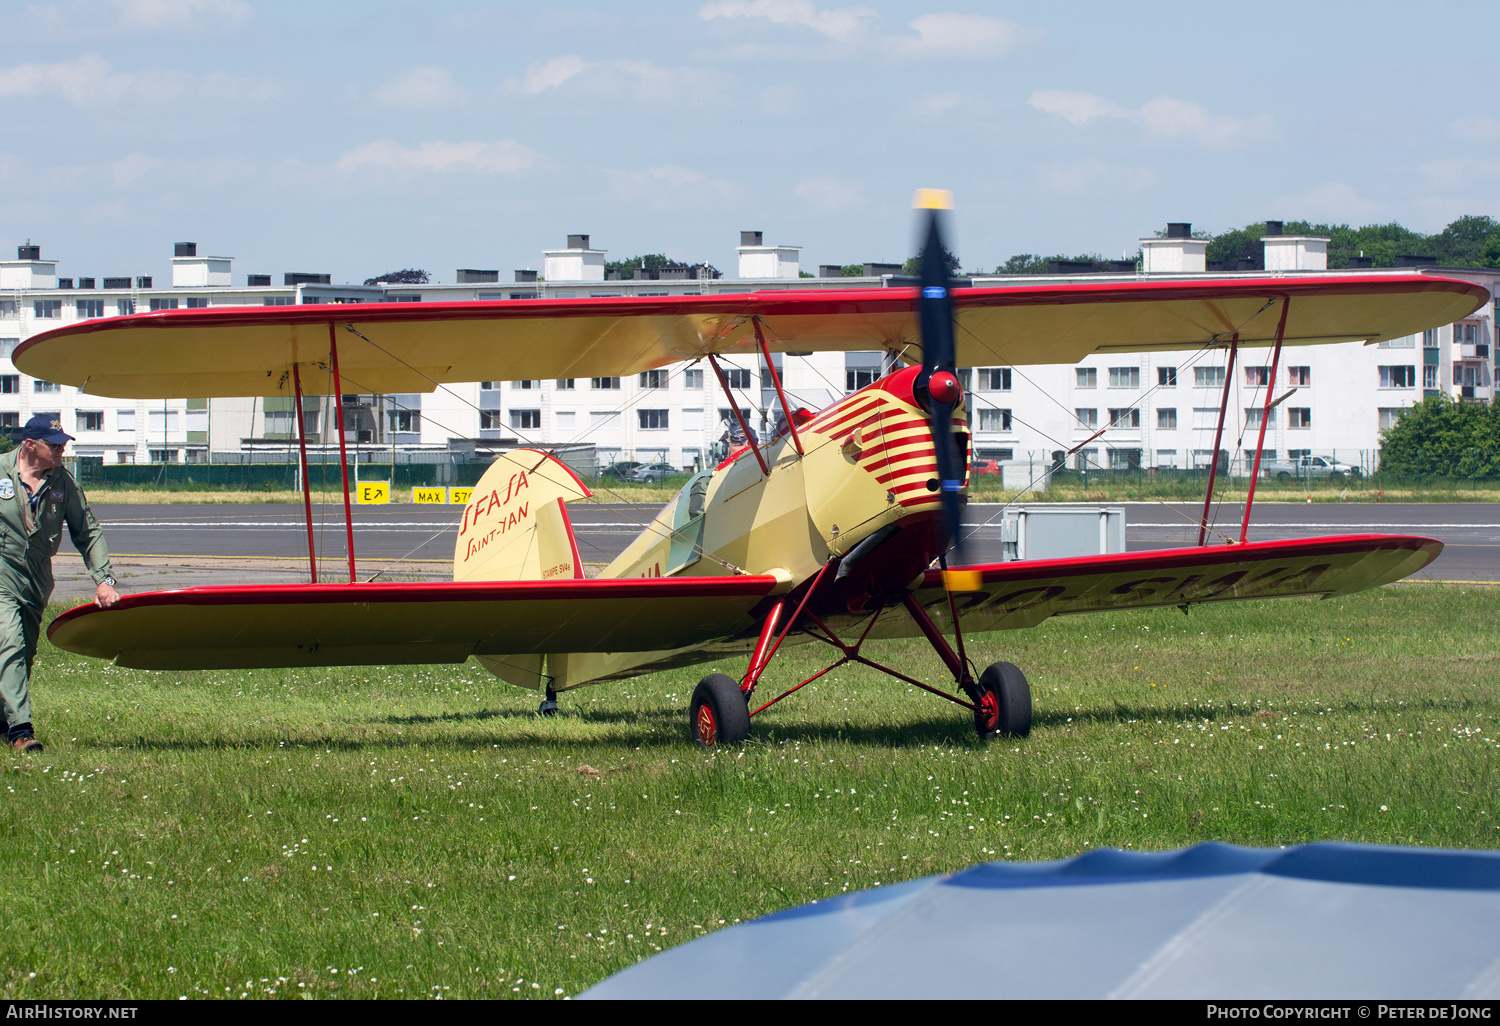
xmin=3 ymin=0 xmax=1498 ymax=286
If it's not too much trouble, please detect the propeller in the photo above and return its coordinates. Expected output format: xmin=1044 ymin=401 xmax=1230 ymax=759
xmin=911 ymin=189 xmax=981 ymax=592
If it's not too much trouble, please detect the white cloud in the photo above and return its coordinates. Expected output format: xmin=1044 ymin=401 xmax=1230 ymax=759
xmin=1028 ymin=90 xmax=1123 ymax=126
xmin=700 ymin=0 xmax=878 ymax=40
xmin=1028 ymin=90 xmax=1273 ymax=147
xmin=373 ymin=67 xmax=466 ymax=110
xmin=335 ymin=140 xmax=540 ymax=176
xmin=111 ymin=0 xmax=252 ymax=30
xmin=900 ymin=13 xmax=1019 ymax=57
xmin=523 ymin=55 xmax=589 ymax=94
xmin=0 ymin=54 xmax=133 ymax=107
xmin=108 ymin=152 xmax=165 ymax=186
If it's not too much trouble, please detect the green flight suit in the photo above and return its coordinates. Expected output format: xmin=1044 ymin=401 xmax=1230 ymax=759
xmin=0 ymin=450 xmax=114 ymax=735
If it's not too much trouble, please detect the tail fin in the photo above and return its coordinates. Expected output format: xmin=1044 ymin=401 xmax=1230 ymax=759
xmin=457 ymin=449 xmax=592 ymax=691
xmin=454 ymin=449 xmax=592 ymax=583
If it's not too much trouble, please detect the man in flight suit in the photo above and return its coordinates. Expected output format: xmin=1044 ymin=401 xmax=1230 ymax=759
xmin=0 ymin=415 xmax=119 ymax=754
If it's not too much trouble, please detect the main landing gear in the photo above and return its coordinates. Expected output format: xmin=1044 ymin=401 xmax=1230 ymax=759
xmin=687 ymin=564 xmax=1033 ymax=747
xmin=538 ymin=686 xmax=559 ymax=717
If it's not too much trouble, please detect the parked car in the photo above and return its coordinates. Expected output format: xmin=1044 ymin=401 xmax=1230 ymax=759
xmin=1261 ymin=455 xmax=1361 ymax=481
xmin=970 ymin=459 xmax=1001 ymax=478
xmin=599 ymin=461 xmax=643 ymax=481
xmin=629 ymin=463 xmax=678 ymax=484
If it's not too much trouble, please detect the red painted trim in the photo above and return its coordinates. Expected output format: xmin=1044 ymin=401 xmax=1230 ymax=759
xmin=15 ymin=275 xmax=1486 ymax=365
xmin=553 ymin=497 xmax=586 ymax=580
xmin=920 ymin=534 xmax=1441 ymax=589
xmin=291 ymin=363 xmax=317 ymax=584
xmin=327 ymin=324 xmax=357 ymax=583
xmin=511 ymin=447 xmax=595 ymax=499
xmin=1198 ymin=333 xmax=1239 ymax=546
xmin=46 ymin=574 xmax=783 ymax=641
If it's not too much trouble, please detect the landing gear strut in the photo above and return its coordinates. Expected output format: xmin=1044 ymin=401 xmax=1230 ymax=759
xmin=538 ymin=686 xmax=559 ymax=717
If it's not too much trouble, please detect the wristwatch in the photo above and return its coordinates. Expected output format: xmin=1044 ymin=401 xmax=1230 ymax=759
xmin=101 ymin=576 xmax=115 ymax=587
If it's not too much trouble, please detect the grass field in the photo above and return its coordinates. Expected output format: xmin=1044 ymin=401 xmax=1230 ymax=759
xmin=1 ymin=584 xmax=1496 ymax=999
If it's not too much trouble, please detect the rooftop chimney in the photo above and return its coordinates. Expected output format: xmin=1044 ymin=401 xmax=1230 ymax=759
xmin=17 ymin=243 xmax=40 ymax=261
xmin=1264 ymin=220 xmax=1284 ymax=237
xmin=1347 ymin=256 xmax=1374 ymax=269
xmin=455 ymin=269 xmax=499 ymax=284
xmin=818 ymin=265 xmax=843 ymax=278
xmin=515 ymin=269 xmax=538 ymax=283
xmin=1165 ymin=223 xmax=1192 ymax=240
xmin=566 ymin=234 xmax=590 ymax=250
xmin=174 ymin=242 xmax=197 ymax=257
xmin=246 ymin=274 xmax=271 ymax=287
xmin=741 ymin=231 xmax=763 ymax=246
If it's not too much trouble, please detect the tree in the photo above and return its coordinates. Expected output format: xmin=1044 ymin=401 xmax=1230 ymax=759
xmin=840 ymin=264 xmax=864 ymax=277
xmin=363 ymin=269 xmax=429 ymax=285
xmin=1377 ymin=394 xmax=1500 ymax=478
xmin=901 ymin=248 xmax=961 ymax=277
xmin=605 ymin=253 xmax=674 ymax=276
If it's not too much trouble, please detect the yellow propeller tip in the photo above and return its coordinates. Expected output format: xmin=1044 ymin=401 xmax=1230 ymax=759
xmin=943 ymin=568 xmax=983 ymax=592
xmin=913 ymin=188 xmax=953 ymax=211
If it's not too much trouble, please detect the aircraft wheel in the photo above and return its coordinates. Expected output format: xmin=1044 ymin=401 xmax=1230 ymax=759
xmin=690 ymin=673 xmax=751 ymax=748
xmin=538 ymin=687 xmax=559 ymax=717
xmin=975 ymin=661 xmax=1031 ymax=739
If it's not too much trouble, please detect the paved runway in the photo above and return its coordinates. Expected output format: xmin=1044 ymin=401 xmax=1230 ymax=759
xmin=47 ymin=499 xmax=1500 ymax=600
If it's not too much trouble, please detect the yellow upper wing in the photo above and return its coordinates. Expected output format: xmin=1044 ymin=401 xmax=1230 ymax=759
xmin=14 ymin=275 xmax=1486 ymax=399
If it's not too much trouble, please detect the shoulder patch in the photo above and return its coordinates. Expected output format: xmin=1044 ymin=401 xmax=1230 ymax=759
xmin=50 ymin=487 xmax=64 ymax=501
xmin=0 ymin=479 xmax=11 ymax=500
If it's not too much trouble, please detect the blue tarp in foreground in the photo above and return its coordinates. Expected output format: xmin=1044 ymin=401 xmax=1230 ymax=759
xmin=581 ymin=842 xmax=1500 ymax=999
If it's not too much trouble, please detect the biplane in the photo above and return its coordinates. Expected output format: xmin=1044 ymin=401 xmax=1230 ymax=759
xmin=18 ymin=194 xmax=1483 ymax=745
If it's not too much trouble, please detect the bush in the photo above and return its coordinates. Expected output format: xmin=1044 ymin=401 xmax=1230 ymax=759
xmin=1377 ymin=395 xmax=1500 ymax=477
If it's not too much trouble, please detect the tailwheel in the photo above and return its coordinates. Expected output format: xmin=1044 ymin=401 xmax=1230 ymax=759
xmin=689 ymin=673 xmax=751 ymax=748
xmin=974 ymin=661 xmax=1032 ymax=739
xmin=538 ymin=686 xmax=559 ymax=717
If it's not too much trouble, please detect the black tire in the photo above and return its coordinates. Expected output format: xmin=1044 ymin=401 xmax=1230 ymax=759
xmin=1276 ymin=472 xmax=1290 ymax=482
xmin=689 ymin=673 xmax=751 ymax=747
xmin=975 ymin=661 xmax=1031 ymax=739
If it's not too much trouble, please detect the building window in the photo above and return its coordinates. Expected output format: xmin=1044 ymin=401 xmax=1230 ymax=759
xmin=388 ymin=409 xmax=420 ymax=432
xmin=1157 ymin=367 xmax=1177 ymax=387
xmin=116 ymin=299 xmax=135 ymax=316
xmin=722 ymin=368 xmax=752 ymax=390
xmin=683 ymin=369 xmax=704 ymax=390
xmin=149 ymin=298 xmax=179 ymax=311
xmin=555 ymin=378 xmax=575 ymax=390
xmin=388 ymin=294 xmax=421 ymax=303
xmin=1423 ymin=329 xmax=1439 ymax=348
xmin=118 ymin=410 xmax=135 ymax=431
xmin=510 ymin=409 xmax=541 ymax=430
xmin=1288 ymin=407 xmax=1311 ymax=429
xmin=1423 ymin=365 xmax=1438 ymax=389
xmin=638 ymin=409 xmax=669 ymax=430
xmin=554 ymin=410 xmax=576 ymax=432
xmin=1287 ymin=366 xmax=1310 ymax=386
xmin=683 ymin=408 xmax=704 ymax=431
xmin=1244 ymin=448 xmax=1276 ymax=462
xmin=263 ymin=296 xmax=294 ymax=306
xmin=978 ymin=408 xmax=1012 ymax=431
xmin=33 ymin=380 xmax=61 ymax=393
xmin=718 ymin=408 xmax=751 ymax=428
xmin=1108 ymin=408 xmax=1141 ymax=428
xmin=0 ymin=301 xmax=16 ymax=318
xmin=591 ymin=377 xmax=621 ymax=390
xmin=1194 ymin=366 xmax=1225 ymax=388
xmin=479 ymin=411 xmax=502 ymax=430
xmin=977 ymin=368 xmax=1011 ymax=391
xmin=1378 ymin=334 xmax=1416 ymax=349
xmin=1155 ymin=449 xmax=1178 ymax=466
xmin=591 ymin=411 xmax=622 ymax=430
xmin=76 ymin=411 xmax=104 ymax=432
xmin=147 ymin=410 xmax=180 ymax=434
xmin=480 ymin=380 xmax=499 ymax=390
xmin=512 ymin=379 xmax=541 ymax=390
xmin=1245 ymin=366 xmax=1272 ymax=387
xmin=77 ymin=299 xmax=105 ymax=318
xmin=0 ymin=376 xmax=17 ymax=394
xmin=1244 ymin=407 xmax=1277 ymax=428
xmin=1108 ymin=367 xmax=1140 ymax=388
xmin=639 ymin=370 xmax=668 ymax=389
xmin=1075 ymin=448 xmax=1100 ymax=471
xmin=1379 ymin=366 xmax=1416 ymax=388
xmin=1075 ymin=408 xmax=1098 ymax=428
xmin=846 ymin=368 xmax=879 ymax=391
xmin=1075 ymin=367 xmax=1097 ymax=388
xmin=149 ymin=449 xmax=178 ymax=463
xmin=1157 ymin=408 xmax=1177 ymax=429
xmin=1378 ymin=408 xmax=1408 ymax=432
xmin=186 ymin=297 xmax=209 ymax=309
xmin=1109 ymin=449 xmax=1142 ymax=470
xmin=34 ymin=301 xmax=61 ymax=319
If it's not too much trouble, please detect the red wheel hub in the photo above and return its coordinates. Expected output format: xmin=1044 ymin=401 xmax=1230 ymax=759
xmin=929 ymin=371 xmax=962 ymax=406
xmin=696 ymin=703 xmax=717 ymax=744
xmin=977 ymin=689 xmax=999 ymax=734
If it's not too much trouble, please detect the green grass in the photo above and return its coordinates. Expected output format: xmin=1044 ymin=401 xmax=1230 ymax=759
xmin=2 ymin=584 xmax=1496 ymax=999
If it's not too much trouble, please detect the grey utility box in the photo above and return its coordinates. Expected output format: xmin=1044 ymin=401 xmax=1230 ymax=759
xmin=1000 ymin=457 xmax=1052 ymax=493
xmin=997 ymin=504 xmax=1126 ymax=561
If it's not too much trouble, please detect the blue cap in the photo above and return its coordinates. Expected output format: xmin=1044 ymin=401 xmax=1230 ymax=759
xmin=21 ymin=414 xmax=72 ymax=445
